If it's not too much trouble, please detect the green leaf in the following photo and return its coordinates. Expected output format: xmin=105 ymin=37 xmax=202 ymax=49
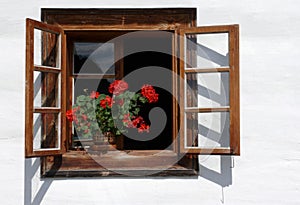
xmin=87 ymin=102 xmax=92 ymax=108
xmin=139 ymin=96 xmax=147 ymax=103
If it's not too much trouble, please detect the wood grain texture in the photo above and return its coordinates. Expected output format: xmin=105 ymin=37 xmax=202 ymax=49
xmin=25 ymin=19 xmax=65 ymax=158
xmin=179 ymin=24 xmax=240 ymax=155
xmin=184 ymin=67 xmax=230 ymax=73
xmin=229 ymin=25 xmax=240 ymax=155
xmin=185 ymin=107 xmax=230 ymax=113
xmin=25 ymin=19 xmax=34 ymax=157
xmin=42 ymin=150 xmax=198 ymax=177
xmin=42 ymin=8 xmax=196 ymax=29
xmin=34 ymin=65 xmax=60 ymax=73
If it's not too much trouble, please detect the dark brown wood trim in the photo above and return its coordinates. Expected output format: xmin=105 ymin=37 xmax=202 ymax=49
xmin=181 ymin=25 xmax=238 ymax=34
xmin=179 ymin=24 xmax=240 ymax=155
xmin=27 ymin=150 xmax=62 ymax=158
xmin=62 ymin=25 xmax=180 ymax=31
xmin=229 ymin=25 xmax=240 ymax=155
xmin=184 ymin=67 xmax=230 ymax=73
xmin=34 ymin=107 xmax=61 ymax=113
xmin=25 ymin=18 xmax=66 ymax=158
xmin=25 ymin=19 xmax=34 ymax=157
xmin=41 ymin=150 xmax=198 ymax=177
xmin=61 ymin=30 xmax=67 ymax=154
xmin=72 ymin=74 xmax=115 ymax=79
xmin=27 ymin=18 xmax=61 ymax=34
xmin=34 ymin=65 xmax=61 ymax=73
xmin=179 ymin=26 xmax=186 ymax=154
xmin=185 ymin=107 xmax=230 ymax=113
xmin=184 ymin=148 xmax=232 ymax=155
xmin=172 ymin=31 xmax=178 ymax=153
xmin=41 ymin=8 xmax=196 ymax=29
xmin=43 ymin=169 xmax=198 ymax=178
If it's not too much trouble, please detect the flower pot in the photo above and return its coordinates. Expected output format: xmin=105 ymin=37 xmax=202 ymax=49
xmin=89 ymin=132 xmax=117 ymax=154
xmin=103 ymin=132 xmax=115 ymax=144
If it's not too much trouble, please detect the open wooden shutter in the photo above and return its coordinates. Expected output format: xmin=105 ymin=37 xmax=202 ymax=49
xmin=25 ymin=18 xmax=66 ymax=157
xmin=179 ymin=25 xmax=239 ymax=155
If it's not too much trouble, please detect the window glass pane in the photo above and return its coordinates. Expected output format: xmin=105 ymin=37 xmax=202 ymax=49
xmin=73 ymin=78 xmax=115 ymax=97
xmin=34 ymin=71 xmax=60 ymax=107
xmin=33 ymin=113 xmax=60 ymax=150
xmin=185 ymin=112 xmax=230 ymax=148
xmin=185 ymin=72 xmax=229 ymax=108
xmin=185 ymin=33 xmax=229 ymax=68
xmin=73 ymin=42 xmax=115 ymax=74
xmin=34 ymin=28 xmax=60 ymax=68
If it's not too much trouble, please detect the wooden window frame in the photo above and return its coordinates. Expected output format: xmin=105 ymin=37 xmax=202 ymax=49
xmin=25 ymin=8 xmax=239 ymax=177
xmin=179 ymin=25 xmax=240 ymax=155
xmin=25 ymin=18 xmax=67 ymax=157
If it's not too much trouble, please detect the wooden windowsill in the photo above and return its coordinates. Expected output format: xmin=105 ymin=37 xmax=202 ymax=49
xmin=42 ymin=150 xmax=198 ymax=178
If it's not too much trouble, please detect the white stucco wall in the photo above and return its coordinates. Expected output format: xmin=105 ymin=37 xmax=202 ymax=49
xmin=0 ymin=0 xmax=300 ymax=204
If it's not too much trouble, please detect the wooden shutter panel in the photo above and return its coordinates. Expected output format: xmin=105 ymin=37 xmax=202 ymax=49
xmin=179 ymin=25 xmax=240 ymax=155
xmin=25 ymin=18 xmax=66 ymax=157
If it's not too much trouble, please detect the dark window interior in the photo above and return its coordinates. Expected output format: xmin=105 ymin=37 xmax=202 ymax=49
xmin=123 ymin=35 xmax=173 ymax=150
xmin=72 ymin=31 xmax=173 ymax=150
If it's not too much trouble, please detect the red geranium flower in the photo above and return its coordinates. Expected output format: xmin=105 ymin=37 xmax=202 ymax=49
xmin=117 ymin=99 xmax=124 ymax=106
xmin=66 ymin=107 xmax=80 ymax=122
xmin=106 ymin=96 xmax=113 ymax=107
xmin=132 ymin=116 xmax=143 ymax=127
xmin=123 ymin=113 xmax=130 ymax=119
xmin=109 ymin=80 xmax=128 ymax=95
xmin=66 ymin=109 xmax=74 ymax=122
xmin=81 ymin=114 xmax=88 ymax=121
xmin=138 ymin=123 xmax=150 ymax=133
xmin=122 ymin=113 xmax=133 ymax=128
xmin=100 ymin=99 xmax=106 ymax=108
xmin=141 ymin=85 xmax=159 ymax=103
xmin=90 ymin=91 xmax=100 ymax=99
xmin=100 ymin=96 xmax=113 ymax=108
xmin=73 ymin=106 xmax=80 ymax=112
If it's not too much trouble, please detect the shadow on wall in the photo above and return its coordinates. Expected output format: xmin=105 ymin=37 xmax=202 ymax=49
xmin=195 ymin=40 xmax=233 ymax=188
xmin=24 ymin=157 xmax=233 ymax=204
xmin=24 ymin=158 xmax=54 ymax=205
xmin=199 ymin=156 xmax=233 ymax=187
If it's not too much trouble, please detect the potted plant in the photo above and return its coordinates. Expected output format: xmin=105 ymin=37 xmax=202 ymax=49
xmin=66 ymin=80 xmax=159 ymax=153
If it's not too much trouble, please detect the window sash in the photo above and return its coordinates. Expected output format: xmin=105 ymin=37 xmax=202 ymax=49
xmin=179 ymin=25 xmax=240 ymax=155
xmin=25 ymin=18 xmax=66 ymax=157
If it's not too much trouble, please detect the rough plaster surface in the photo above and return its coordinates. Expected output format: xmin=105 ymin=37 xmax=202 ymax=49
xmin=0 ymin=0 xmax=300 ymax=204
